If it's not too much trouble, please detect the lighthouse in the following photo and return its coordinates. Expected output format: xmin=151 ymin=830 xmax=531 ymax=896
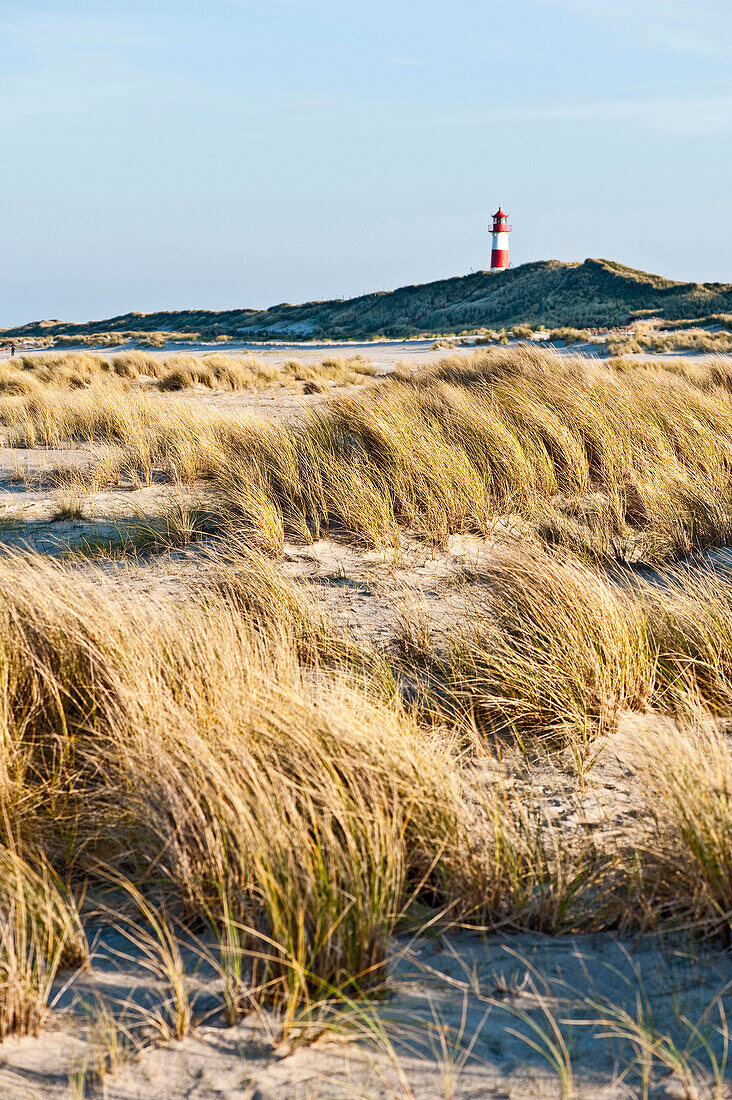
xmin=490 ymin=206 xmax=511 ymax=271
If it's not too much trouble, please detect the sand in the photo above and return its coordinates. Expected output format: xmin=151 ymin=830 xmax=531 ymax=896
xmin=2 ymin=920 xmax=730 ymax=1098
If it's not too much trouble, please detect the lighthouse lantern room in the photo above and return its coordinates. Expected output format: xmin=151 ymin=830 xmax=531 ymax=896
xmin=490 ymin=206 xmax=511 ymax=271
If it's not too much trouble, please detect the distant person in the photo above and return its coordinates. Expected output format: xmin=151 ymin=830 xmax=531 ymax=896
xmin=10 ymin=343 xmax=15 ymax=357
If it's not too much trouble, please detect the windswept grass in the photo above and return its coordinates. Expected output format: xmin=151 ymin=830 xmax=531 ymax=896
xmin=0 ymin=387 xmax=249 ymax=485
xmin=628 ymin=724 xmax=732 ymax=936
xmin=5 ymin=344 xmax=732 ymax=1048
xmin=403 ymin=543 xmax=652 ymax=748
xmin=0 ymin=551 xmax=476 ymax=1009
xmin=0 ymin=539 xmax=682 ymax=1035
xmin=3 ymin=350 xmax=377 ymax=399
xmin=606 ymin=328 xmax=732 ymax=356
xmin=0 ymin=847 xmax=86 ymax=1039
xmin=391 ymin=544 xmax=732 ymax=944
xmin=548 ymin=326 xmax=591 ymax=345
xmin=398 ymin=542 xmax=732 ymax=744
xmin=282 ymin=354 xmax=377 ymax=392
xmin=13 ymin=350 xmax=165 ymax=385
xmin=213 ymin=346 xmax=732 ymax=559
xmin=157 ymin=353 xmax=278 ymax=391
xmin=6 ymin=346 xmax=732 ymax=562
xmin=4 ymin=536 xmax=732 ymax=1042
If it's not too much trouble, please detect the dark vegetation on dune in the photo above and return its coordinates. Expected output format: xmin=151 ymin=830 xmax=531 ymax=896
xmin=4 ymin=258 xmax=732 ymax=343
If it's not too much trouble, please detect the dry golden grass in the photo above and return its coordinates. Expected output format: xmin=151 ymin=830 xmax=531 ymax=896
xmin=0 ymin=846 xmax=87 ymax=1039
xmin=4 ymin=347 xmax=732 ymax=1044
xmin=606 ymin=328 xmax=732 ymax=356
xmin=5 ymin=346 xmax=732 ymax=563
xmin=2 ymin=539 xmax=732 ymax=1036
xmin=281 ymin=355 xmax=377 ymax=393
xmin=627 ymin=724 xmax=732 ymax=936
xmin=208 ymin=346 xmax=732 ymax=558
xmin=548 ymin=326 xmax=591 ymax=344
xmin=0 ymin=551 xmax=468 ymax=1013
xmin=10 ymin=350 xmax=165 ymax=386
xmin=391 ymin=543 xmax=732 ymax=947
xmin=407 ymin=543 xmax=652 ymax=748
xmin=0 ymin=542 xmax=643 ymax=1032
xmin=2 ymin=350 xmax=377 ymax=398
xmin=397 ymin=542 xmax=732 ymax=744
xmin=156 ymin=353 xmax=278 ymax=391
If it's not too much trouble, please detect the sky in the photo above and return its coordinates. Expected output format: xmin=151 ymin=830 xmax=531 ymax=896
xmin=0 ymin=0 xmax=730 ymax=326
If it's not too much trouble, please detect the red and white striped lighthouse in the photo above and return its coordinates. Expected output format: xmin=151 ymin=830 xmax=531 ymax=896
xmin=490 ymin=206 xmax=511 ymax=271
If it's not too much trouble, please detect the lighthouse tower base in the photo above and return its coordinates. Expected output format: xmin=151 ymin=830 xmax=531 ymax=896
xmin=490 ymin=233 xmax=510 ymax=271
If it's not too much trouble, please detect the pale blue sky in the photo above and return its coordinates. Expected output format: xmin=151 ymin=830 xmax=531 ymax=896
xmin=1 ymin=0 xmax=730 ymax=325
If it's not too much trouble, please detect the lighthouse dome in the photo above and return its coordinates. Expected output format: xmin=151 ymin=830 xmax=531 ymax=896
xmin=493 ymin=207 xmax=507 ymax=219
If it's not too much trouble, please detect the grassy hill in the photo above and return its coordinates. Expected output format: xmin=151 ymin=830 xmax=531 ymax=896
xmin=4 ymin=258 xmax=732 ymax=342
